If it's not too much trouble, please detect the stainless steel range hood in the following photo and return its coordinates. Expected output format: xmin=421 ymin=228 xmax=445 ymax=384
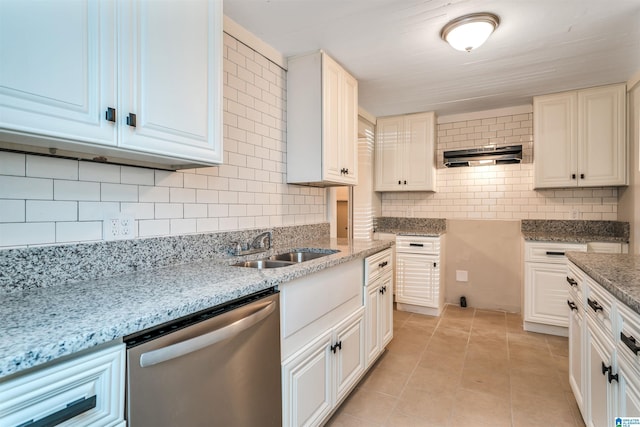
xmin=443 ymin=145 xmax=522 ymax=167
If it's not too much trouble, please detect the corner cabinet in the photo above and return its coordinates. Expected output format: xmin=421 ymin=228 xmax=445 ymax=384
xmin=287 ymin=51 xmax=358 ymax=186
xmin=374 ymin=112 xmax=436 ymax=192
xmin=533 ymin=83 xmax=626 ymax=189
xmin=0 ymin=0 xmax=223 ymax=169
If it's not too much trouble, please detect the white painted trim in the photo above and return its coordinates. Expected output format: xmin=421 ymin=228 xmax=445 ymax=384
xmin=358 ymin=107 xmax=376 ymax=125
xmin=223 ymin=15 xmax=287 ymax=70
xmin=628 ymin=70 xmax=640 ymax=91
xmin=438 ymin=104 xmax=533 ymax=124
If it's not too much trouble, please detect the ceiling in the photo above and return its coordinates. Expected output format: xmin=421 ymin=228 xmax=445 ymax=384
xmin=223 ymin=0 xmax=640 ymax=118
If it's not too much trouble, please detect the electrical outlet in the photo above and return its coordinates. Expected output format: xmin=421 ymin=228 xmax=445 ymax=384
xmin=103 ymin=214 xmax=135 ymax=241
xmin=571 ymin=209 xmax=580 ymax=220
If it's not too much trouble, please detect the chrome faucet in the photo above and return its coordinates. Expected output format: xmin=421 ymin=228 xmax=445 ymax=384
xmin=231 ymin=231 xmax=272 ymax=256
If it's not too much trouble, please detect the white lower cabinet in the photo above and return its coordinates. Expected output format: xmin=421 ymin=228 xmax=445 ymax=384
xmin=282 ymin=308 xmax=365 ymax=427
xmin=364 ymin=248 xmax=394 ymax=367
xmin=0 ymin=343 xmax=125 ymax=427
xmin=395 ymin=235 xmax=443 ymax=316
xmin=569 ymin=261 xmax=640 ymax=427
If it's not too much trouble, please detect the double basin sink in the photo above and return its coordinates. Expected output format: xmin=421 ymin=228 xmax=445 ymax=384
xmin=233 ymin=250 xmax=338 ymax=269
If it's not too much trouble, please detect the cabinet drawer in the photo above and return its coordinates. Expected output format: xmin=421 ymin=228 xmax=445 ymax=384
xmin=365 ymin=248 xmax=393 ymax=284
xmin=525 ymin=242 xmax=587 ymax=263
xmin=584 ymin=276 xmax=614 ymax=337
xmin=567 ymin=261 xmax=585 ymax=305
xmin=618 ymin=302 xmax=640 ymax=372
xmin=0 ymin=343 xmax=125 ymax=427
xmin=395 ymin=235 xmax=440 ymax=254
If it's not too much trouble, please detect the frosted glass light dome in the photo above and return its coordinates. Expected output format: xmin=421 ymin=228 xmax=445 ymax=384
xmin=441 ymin=13 xmax=500 ymax=52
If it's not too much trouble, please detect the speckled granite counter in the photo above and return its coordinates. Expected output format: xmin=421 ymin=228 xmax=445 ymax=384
xmin=567 ymin=252 xmax=640 ymax=315
xmin=0 ymin=238 xmax=392 ymax=379
xmin=375 ymin=217 xmax=446 ymax=237
xmin=522 ymin=219 xmax=629 ymax=243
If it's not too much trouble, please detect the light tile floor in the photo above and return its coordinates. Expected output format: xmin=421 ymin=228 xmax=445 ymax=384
xmin=325 ymin=304 xmax=586 ymax=427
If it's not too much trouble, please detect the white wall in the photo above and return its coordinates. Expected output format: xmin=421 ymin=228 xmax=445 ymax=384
xmin=382 ymin=108 xmax=618 ymax=220
xmin=0 ymin=32 xmax=326 ymax=248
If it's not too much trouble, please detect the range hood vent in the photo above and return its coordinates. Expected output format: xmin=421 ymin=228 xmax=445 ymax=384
xmin=443 ymin=145 xmax=522 ymax=167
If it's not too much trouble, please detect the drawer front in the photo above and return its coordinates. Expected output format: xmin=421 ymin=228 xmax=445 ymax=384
xmin=395 ymin=235 xmax=440 ymax=254
xmin=0 ymin=343 xmax=125 ymax=427
xmin=365 ymin=248 xmax=393 ymax=284
xmin=584 ymin=276 xmax=614 ymax=337
xmin=567 ymin=261 xmax=585 ymax=306
xmin=525 ymin=241 xmax=587 ymax=264
xmin=618 ymin=302 xmax=640 ymax=373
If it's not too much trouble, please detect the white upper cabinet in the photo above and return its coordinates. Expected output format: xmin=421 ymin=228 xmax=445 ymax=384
xmin=287 ymin=51 xmax=358 ymax=186
xmin=0 ymin=1 xmax=116 ymax=146
xmin=534 ymin=83 xmax=626 ymax=189
xmin=374 ymin=111 xmax=436 ymax=192
xmin=0 ymin=0 xmax=222 ymax=169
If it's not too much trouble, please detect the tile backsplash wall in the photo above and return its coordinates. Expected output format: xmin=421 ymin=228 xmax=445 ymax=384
xmin=382 ymin=111 xmax=618 ymax=221
xmin=0 ymin=33 xmax=326 ymax=248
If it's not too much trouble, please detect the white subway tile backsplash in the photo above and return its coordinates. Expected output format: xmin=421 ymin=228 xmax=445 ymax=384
xmin=196 ymin=217 xmax=219 ymax=232
xmin=54 ymin=180 xmax=101 ymax=201
xmin=0 ymin=176 xmax=52 ymax=199
xmin=121 ymin=202 xmax=155 ymax=219
xmin=155 ymin=203 xmax=183 ymax=219
xmin=0 ymin=200 xmax=25 ymax=222
xmin=0 ymin=222 xmax=55 ymax=246
xmin=26 ymin=200 xmax=77 ymax=222
xmin=139 ymin=186 xmax=170 ymax=203
xmin=121 ymin=166 xmax=155 ymax=185
xmin=56 ymin=221 xmax=102 ymax=243
xmin=169 ymin=188 xmax=196 ymax=203
xmin=101 ymin=183 xmax=138 ymax=202
xmin=155 ymin=170 xmax=184 ymax=187
xmin=183 ymin=173 xmax=208 ymax=189
xmin=79 ymin=162 xmax=120 ymax=183
xmin=170 ymin=218 xmax=196 ymax=235
xmin=138 ymin=219 xmax=170 ymax=237
xmin=26 ymin=155 xmax=78 ymax=180
xmin=0 ymin=151 xmax=25 ymax=176
xmin=79 ymin=202 xmax=120 ymax=220
xmin=184 ymin=203 xmax=208 ymax=218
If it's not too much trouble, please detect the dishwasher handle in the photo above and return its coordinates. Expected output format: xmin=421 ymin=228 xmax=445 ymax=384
xmin=139 ymin=300 xmax=276 ymax=368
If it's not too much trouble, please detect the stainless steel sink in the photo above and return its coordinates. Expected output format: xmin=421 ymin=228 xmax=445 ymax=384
xmin=232 ymin=260 xmax=295 ymax=269
xmin=268 ymin=251 xmax=334 ymax=262
xmin=232 ymin=250 xmax=338 ymax=269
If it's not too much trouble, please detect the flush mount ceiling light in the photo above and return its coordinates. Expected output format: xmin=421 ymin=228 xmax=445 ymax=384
xmin=440 ymin=12 xmax=500 ymax=52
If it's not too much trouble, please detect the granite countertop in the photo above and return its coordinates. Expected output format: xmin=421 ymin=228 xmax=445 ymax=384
xmin=567 ymin=252 xmax=640 ymax=314
xmin=375 ymin=228 xmax=445 ymax=237
xmin=522 ymin=232 xmax=628 ymax=243
xmin=0 ymin=238 xmax=392 ymax=380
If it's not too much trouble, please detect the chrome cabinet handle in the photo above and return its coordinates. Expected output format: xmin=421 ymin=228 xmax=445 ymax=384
xmin=139 ymin=301 xmax=275 ymax=367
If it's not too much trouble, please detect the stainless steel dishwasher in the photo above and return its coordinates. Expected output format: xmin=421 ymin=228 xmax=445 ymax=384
xmin=125 ymin=288 xmax=282 ymax=427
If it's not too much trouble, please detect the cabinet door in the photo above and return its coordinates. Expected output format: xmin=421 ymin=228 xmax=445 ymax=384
xmin=0 ymin=0 xmax=116 ymax=146
xmin=118 ymin=0 xmax=222 ymax=164
xmin=321 ymin=54 xmax=344 ymax=183
xmin=578 ymin=84 xmax=626 ymax=187
xmin=333 ymin=310 xmax=365 ymax=405
xmin=374 ymin=116 xmax=404 ymax=191
xmin=533 ymin=92 xmax=577 ymax=189
xmin=617 ymin=359 xmax=640 ymax=419
xmin=569 ymin=300 xmax=585 ymax=414
xmin=404 ymin=112 xmax=436 ymax=191
xmin=380 ymin=272 xmax=394 ymax=348
xmin=524 ymin=262 xmax=570 ymax=327
xmin=340 ymin=71 xmax=358 ymax=185
xmin=365 ymin=283 xmax=381 ymax=367
xmin=586 ymin=323 xmax=614 ymax=427
xmin=282 ymin=332 xmax=333 ymax=427
xmin=396 ymin=253 xmax=438 ymax=307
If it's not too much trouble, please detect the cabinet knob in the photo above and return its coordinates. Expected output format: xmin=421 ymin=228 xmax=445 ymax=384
xmin=580 ymin=173 xmax=585 ymax=179
xmin=398 ymin=180 xmax=401 ymax=185
xmin=567 ymin=300 xmax=578 ymax=312
xmin=105 ymin=107 xmax=116 ymax=123
xmin=404 ymin=180 xmax=407 ymax=185
xmin=433 ymin=262 xmax=437 ymax=268
xmin=566 ymin=277 xmax=578 ymax=287
xmin=571 ymin=173 xmax=576 ymax=180
xmin=345 ymin=168 xmax=349 ymax=175
xmin=379 ymin=287 xmax=384 ymax=294
xmin=587 ymin=298 xmax=603 ymax=313
xmin=126 ymin=113 xmax=137 ymax=128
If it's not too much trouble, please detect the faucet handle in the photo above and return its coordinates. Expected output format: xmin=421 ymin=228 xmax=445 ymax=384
xmin=231 ymin=241 xmax=243 ymax=255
